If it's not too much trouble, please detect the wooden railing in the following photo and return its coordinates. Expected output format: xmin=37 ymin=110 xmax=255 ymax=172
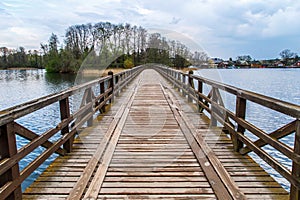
xmin=154 ymin=64 xmax=300 ymax=200
xmin=0 ymin=66 xmax=142 ymax=199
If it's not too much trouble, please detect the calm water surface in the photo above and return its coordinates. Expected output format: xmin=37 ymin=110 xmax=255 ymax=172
xmin=0 ymin=69 xmax=76 ymax=191
xmin=0 ymin=68 xmax=299 ymax=191
xmin=195 ymin=68 xmax=300 ymax=190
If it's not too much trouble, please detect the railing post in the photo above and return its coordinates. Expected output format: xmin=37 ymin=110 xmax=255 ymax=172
xmin=182 ymin=74 xmax=186 ymax=97
xmin=108 ymin=71 xmax=114 ymax=103
xmin=290 ymin=119 xmax=300 ymax=200
xmin=234 ymin=96 xmax=247 ymax=152
xmin=99 ymin=81 xmax=106 ymax=113
xmin=188 ymin=70 xmax=195 ymax=102
xmin=174 ymin=72 xmax=178 ymax=89
xmin=198 ymin=80 xmax=203 ymax=112
xmin=210 ymin=87 xmax=218 ymax=126
xmin=86 ymin=88 xmax=93 ymax=127
xmin=59 ymin=97 xmax=72 ymax=153
xmin=0 ymin=123 xmax=22 ymax=200
xmin=115 ymin=74 xmax=119 ymax=96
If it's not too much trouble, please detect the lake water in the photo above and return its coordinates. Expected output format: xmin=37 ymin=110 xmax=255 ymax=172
xmin=0 ymin=68 xmax=299 ymax=191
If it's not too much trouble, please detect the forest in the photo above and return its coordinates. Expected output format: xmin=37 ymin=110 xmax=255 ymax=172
xmin=0 ymin=22 xmax=209 ymax=73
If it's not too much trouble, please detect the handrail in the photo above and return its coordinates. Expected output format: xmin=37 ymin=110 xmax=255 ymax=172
xmin=153 ymin=64 xmax=300 ymax=200
xmin=0 ymin=66 xmax=143 ymax=199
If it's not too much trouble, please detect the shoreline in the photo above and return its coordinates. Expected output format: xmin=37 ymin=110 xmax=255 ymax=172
xmin=1 ymin=67 xmax=41 ymax=70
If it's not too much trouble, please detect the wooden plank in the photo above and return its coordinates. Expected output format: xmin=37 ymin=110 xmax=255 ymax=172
xmin=160 ymin=83 xmax=246 ymax=200
xmin=67 ymin=84 xmax=137 ymax=200
xmin=97 ymin=194 xmax=216 ymax=199
xmin=83 ymin=80 xmax=139 ymax=200
xmin=99 ymin=187 xmax=214 ymax=194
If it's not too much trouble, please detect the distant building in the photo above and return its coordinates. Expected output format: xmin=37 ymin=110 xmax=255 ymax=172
xmin=218 ymin=61 xmax=229 ymax=68
xmin=236 ymin=60 xmax=250 ymax=68
xmin=211 ymin=58 xmax=223 ymax=64
xmin=274 ymin=61 xmax=284 ymax=67
xmin=251 ymin=60 xmax=263 ymax=68
xmin=293 ymin=61 xmax=300 ymax=68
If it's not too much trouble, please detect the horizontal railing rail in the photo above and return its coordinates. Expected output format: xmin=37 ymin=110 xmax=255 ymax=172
xmin=154 ymin=64 xmax=300 ymax=200
xmin=0 ymin=66 xmax=143 ymax=199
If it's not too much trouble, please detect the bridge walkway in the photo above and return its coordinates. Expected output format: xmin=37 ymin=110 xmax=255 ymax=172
xmin=23 ymin=69 xmax=288 ymax=199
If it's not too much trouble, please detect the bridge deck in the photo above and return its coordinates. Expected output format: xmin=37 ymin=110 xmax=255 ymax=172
xmin=23 ymin=69 xmax=289 ymax=199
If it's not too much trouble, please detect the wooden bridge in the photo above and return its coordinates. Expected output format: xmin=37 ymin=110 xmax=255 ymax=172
xmin=0 ymin=65 xmax=300 ymax=199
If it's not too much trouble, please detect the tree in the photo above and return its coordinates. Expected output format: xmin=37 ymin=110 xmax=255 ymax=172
xmin=49 ymin=33 xmax=59 ymax=55
xmin=236 ymin=55 xmax=252 ymax=62
xmin=280 ymin=49 xmax=297 ymax=59
xmin=279 ymin=49 xmax=297 ymax=65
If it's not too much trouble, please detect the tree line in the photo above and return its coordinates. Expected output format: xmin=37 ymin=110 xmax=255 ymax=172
xmin=0 ymin=47 xmax=43 ymax=69
xmin=0 ymin=22 xmax=209 ymax=72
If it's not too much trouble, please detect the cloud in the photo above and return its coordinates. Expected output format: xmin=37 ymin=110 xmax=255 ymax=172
xmin=0 ymin=0 xmax=299 ymax=59
xmin=75 ymin=12 xmax=106 ymax=20
xmin=170 ymin=17 xmax=181 ymax=25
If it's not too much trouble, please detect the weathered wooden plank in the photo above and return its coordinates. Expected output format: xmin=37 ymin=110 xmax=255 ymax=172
xmin=67 ymin=86 xmax=136 ymax=200
xmin=83 ymin=80 xmax=139 ymax=200
xmin=160 ymin=83 xmax=245 ymax=200
xmin=97 ymin=194 xmax=216 ymax=199
xmin=99 ymin=187 xmax=214 ymax=194
xmin=102 ymin=181 xmax=210 ymax=188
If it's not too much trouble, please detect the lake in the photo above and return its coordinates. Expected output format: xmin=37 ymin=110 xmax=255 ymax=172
xmin=0 ymin=68 xmax=299 ymax=191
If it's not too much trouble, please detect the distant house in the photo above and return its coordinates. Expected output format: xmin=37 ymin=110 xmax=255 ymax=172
xmin=236 ymin=60 xmax=250 ymax=68
xmin=251 ymin=60 xmax=263 ymax=68
xmin=294 ymin=61 xmax=300 ymax=67
xmin=274 ymin=61 xmax=284 ymax=67
xmin=211 ymin=58 xmax=223 ymax=64
xmin=218 ymin=61 xmax=230 ymax=68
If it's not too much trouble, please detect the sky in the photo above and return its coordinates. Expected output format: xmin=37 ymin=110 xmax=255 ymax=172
xmin=1 ymin=0 xmax=300 ymax=60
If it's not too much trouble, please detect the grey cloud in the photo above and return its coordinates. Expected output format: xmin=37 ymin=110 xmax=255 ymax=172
xmin=75 ymin=12 xmax=106 ymax=19
xmin=170 ymin=17 xmax=181 ymax=24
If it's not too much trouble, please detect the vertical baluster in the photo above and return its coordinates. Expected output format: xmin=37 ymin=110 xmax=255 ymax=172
xmin=290 ymin=119 xmax=300 ymax=200
xmin=198 ymin=80 xmax=203 ymax=112
xmin=100 ymin=81 xmax=105 ymax=113
xmin=108 ymin=71 xmax=114 ymax=103
xmin=234 ymin=96 xmax=246 ymax=152
xmin=188 ymin=70 xmax=194 ymax=102
xmin=210 ymin=87 xmax=218 ymax=126
xmin=59 ymin=97 xmax=72 ymax=152
xmin=0 ymin=123 xmax=22 ymax=200
xmin=86 ymin=88 xmax=93 ymax=127
xmin=182 ymin=74 xmax=186 ymax=97
xmin=115 ymin=74 xmax=119 ymax=96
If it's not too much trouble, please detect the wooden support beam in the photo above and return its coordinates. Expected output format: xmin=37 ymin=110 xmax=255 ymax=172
xmin=210 ymin=87 xmax=218 ymax=127
xmin=86 ymin=88 xmax=93 ymax=127
xmin=0 ymin=123 xmax=22 ymax=200
xmin=99 ymin=81 xmax=106 ymax=113
xmin=290 ymin=119 xmax=300 ymax=200
xmin=188 ymin=70 xmax=194 ymax=102
xmin=13 ymin=122 xmax=65 ymax=156
xmin=234 ymin=96 xmax=246 ymax=152
xmin=59 ymin=97 xmax=72 ymax=153
xmin=108 ymin=71 xmax=114 ymax=103
xmin=240 ymin=120 xmax=296 ymax=155
xmin=197 ymin=80 xmax=203 ymax=112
